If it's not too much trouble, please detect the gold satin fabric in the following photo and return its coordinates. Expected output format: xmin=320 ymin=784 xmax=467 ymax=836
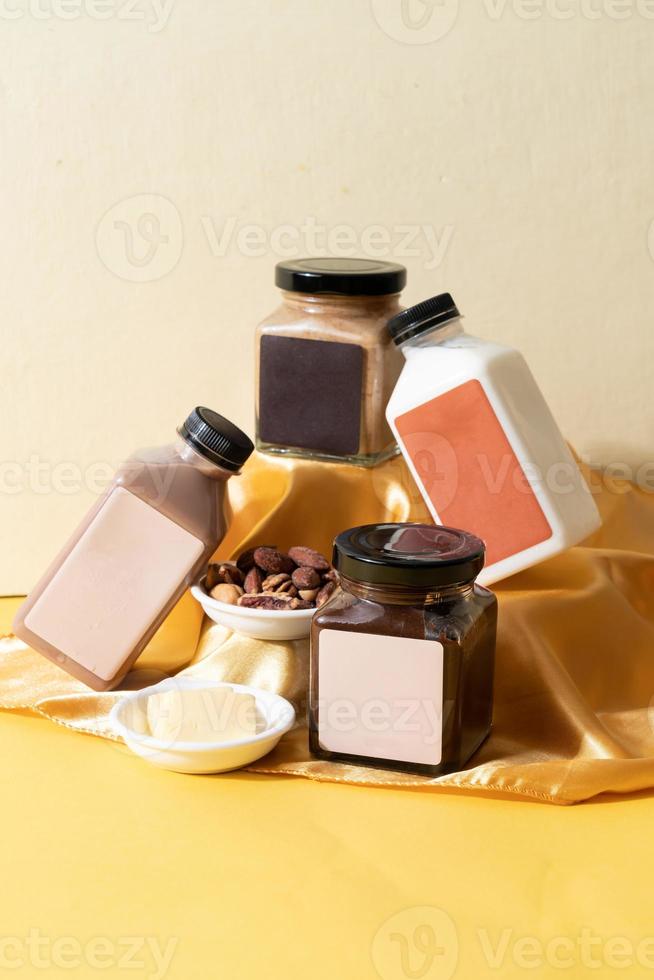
xmin=2 ymin=450 xmax=654 ymax=804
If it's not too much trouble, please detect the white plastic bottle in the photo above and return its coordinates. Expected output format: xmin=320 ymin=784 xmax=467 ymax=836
xmin=385 ymin=294 xmax=601 ymax=585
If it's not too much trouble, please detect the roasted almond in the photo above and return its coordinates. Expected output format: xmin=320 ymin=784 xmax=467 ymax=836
xmin=243 ymin=566 xmax=263 ymax=594
xmin=316 ymin=581 xmax=337 ymax=608
xmin=236 ymin=545 xmax=276 ymax=574
xmin=292 ymin=566 xmax=320 ymax=590
xmin=288 ymin=546 xmax=330 ymax=571
xmin=254 ymin=547 xmax=295 ymax=574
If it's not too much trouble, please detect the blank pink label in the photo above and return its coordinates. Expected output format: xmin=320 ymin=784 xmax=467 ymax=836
xmin=25 ymin=488 xmax=204 ymax=680
xmin=317 ymin=629 xmax=443 ymax=765
xmin=396 ymin=380 xmax=552 ymax=566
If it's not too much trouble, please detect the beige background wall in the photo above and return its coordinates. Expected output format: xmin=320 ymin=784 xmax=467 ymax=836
xmin=1 ymin=0 xmax=653 ymax=592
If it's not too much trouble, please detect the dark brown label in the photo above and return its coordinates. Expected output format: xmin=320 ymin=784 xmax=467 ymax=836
xmin=258 ymin=335 xmax=363 ymax=455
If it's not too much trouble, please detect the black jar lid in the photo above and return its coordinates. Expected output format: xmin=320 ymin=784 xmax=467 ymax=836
xmin=387 ymin=292 xmax=460 ymax=346
xmin=178 ymin=407 xmax=254 ymax=472
xmin=275 ymin=258 xmax=407 ymax=296
xmin=333 ymin=523 xmax=485 ymax=588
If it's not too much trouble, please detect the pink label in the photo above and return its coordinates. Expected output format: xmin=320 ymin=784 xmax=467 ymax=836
xmin=317 ymin=629 xmax=443 ymax=765
xmin=25 ymin=488 xmax=204 ymax=680
xmin=396 ymin=380 xmax=552 ymax=566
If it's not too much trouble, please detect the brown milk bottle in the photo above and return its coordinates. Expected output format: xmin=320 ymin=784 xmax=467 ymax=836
xmin=13 ymin=408 xmax=253 ymax=691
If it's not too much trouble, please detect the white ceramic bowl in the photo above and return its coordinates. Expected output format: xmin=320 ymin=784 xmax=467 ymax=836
xmin=109 ymin=677 xmax=296 ymax=774
xmin=191 ymin=578 xmax=315 ymax=641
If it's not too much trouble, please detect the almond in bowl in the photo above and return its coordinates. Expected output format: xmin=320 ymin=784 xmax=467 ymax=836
xmin=191 ymin=545 xmax=340 ymax=641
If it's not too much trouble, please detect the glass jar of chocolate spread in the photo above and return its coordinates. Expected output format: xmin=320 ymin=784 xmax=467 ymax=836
xmin=309 ymin=523 xmax=497 ymax=776
xmin=256 ymin=257 xmax=406 ymax=466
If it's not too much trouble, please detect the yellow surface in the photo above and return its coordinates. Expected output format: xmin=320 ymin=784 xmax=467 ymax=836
xmin=2 ymin=600 xmax=654 ymax=980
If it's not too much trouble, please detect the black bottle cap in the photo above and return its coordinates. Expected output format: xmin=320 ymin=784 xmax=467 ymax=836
xmin=333 ymin=523 xmax=485 ymax=589
xmin=178 ymin=407 xmax=254 ymax=472
xmin=387 ymin=293 xmax=460 ymax=346
xmin=275 ymin=258 xmax=407 ymax=296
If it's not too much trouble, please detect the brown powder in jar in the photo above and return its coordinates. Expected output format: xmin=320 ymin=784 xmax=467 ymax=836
xmin=256 ymin=291 xmax=404 ymax=462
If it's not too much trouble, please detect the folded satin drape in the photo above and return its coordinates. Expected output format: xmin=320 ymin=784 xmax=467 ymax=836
xmin=2 ymin=450 xmax=654 ymax=804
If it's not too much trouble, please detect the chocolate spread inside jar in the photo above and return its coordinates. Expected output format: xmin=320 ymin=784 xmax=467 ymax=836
xmin=309 ymin=523 xmax=497 ymax=776
xmin=256 ymin=257 xmax=406 ymax=466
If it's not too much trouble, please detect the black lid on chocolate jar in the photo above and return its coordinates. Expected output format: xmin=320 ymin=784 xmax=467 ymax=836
xmin=333 ymin=523 xmax=485 ymax=588
xmin=178 ymin=407 xmax=254 ymax=472
xmin=275 ymin=258 xmax=407 ymax=296
xmin=387 ymin=292 xmax=460 ymax=345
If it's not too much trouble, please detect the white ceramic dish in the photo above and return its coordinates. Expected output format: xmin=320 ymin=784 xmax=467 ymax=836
xmin=110 ymin=677 xmax=296 ymax=774
xmin=191 ymin=578 xmax=315 ymax=641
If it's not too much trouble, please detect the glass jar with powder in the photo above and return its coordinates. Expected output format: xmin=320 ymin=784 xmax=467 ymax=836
xmin=309 ymin=523 xmax=496 ymax=777
xmin=256 ymin=258 xmax=406 ymax=466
